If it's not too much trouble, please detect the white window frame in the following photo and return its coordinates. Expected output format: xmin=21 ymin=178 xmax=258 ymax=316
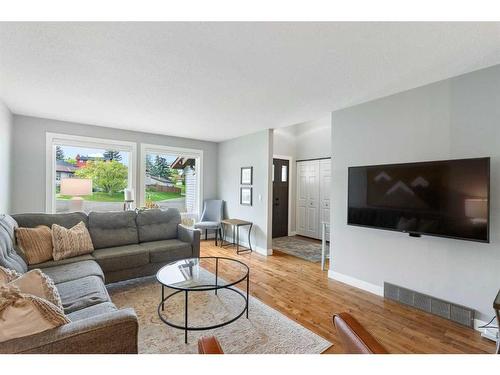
xmin=140 ymin=143 xmax=204 ymax=218
xmin=46 ymin=132 xmax=137 ymax=213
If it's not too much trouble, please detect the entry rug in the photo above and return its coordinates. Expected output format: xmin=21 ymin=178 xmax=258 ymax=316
xmin=107 ymin=271 xmax=332 ymax=354
xmin=272 ymin=236 xmax=328 ymax=263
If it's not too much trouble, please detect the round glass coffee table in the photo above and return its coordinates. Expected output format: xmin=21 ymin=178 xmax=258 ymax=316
xmin=156 ymin=257 xmax=249 ymax=343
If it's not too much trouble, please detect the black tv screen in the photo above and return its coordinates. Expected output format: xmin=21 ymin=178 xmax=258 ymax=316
xmin=347 ymin=157 xmax=490 ymax=242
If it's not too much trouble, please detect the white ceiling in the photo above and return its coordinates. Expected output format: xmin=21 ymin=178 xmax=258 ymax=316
xmin=1 ymin=22 xmax=500 ymax=142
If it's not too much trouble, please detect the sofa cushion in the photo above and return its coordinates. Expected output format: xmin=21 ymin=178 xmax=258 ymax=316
xmin=28 ymin=254 xmax=95 ymax=270
xmin=41 ymin=260 xmax=104 ymax=284
xmin=56 ymin=275 xmax=110 ymax=314
xmin=140 ymin=239 xmax=192 ymax=263
xmin=136 ymin=209 xmax=180 ymax=242
xmin=67 ymin=302 xmax=117 ymax=322
xmin=11 ymin=212 xmax=88 ymax=229
xmin=93 ymin=244 xmax=149 ymax=272
xmin=89 ymin=211 xmax=138 ymax=249
xmin=0 ymin=214 xmax=28 ymax=273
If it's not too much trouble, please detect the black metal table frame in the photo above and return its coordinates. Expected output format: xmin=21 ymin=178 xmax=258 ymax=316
xmin=157 ymin=256 xmax=250 ymax=344
xmin=220 ymin=222 xmax=253 ymax=254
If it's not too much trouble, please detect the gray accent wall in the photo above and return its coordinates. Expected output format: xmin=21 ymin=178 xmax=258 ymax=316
xmin=330 ymin=64 xmax=500 ymax=321
xmin=11 ymin=115 xmax=218 ymax=214
xmin=217 ymin=129 xmax=273 ymax=253
xmin=0 ymin=100 xmax=12 ymax=213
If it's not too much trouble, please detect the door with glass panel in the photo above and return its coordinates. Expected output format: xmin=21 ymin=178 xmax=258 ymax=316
xmin=272 ymin=158 xmax=289 ymax=238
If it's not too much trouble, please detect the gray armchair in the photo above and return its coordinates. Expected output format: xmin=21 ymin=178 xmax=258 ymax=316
xmin=194 ymin=200 xmax=224 ymax=245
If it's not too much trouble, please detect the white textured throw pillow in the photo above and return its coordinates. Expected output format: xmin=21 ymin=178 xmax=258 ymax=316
xmin=0 ymin=285 xmax=70 ymax=343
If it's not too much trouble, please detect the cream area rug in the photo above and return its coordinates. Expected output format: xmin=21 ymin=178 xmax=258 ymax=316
xmin=107 ymin=270 xmax=332 ymax=354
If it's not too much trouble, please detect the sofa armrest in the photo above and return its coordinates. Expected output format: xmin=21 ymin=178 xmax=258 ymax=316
xmin=0 ymin=308 xmax=138 ymax=354
xmin=178 ymin=224 xmax=201 ymax=258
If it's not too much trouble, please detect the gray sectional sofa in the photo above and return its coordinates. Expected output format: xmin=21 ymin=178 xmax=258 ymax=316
xmin=0 ymin=208 xmax=200 ymax=354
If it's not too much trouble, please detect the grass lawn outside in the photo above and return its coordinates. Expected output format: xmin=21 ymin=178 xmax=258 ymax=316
xmin=145 ymin=190 xmax=183 ymax=201
xmin=58 ymin=190 xmax=183 ymax=202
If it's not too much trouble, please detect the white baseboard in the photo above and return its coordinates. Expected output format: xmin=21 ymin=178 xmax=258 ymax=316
xmin=255 ymin=247 xmax=273 ymax=256
xmin=327 ymin=270 xmax=384 ymax=296
xmin=288 ymin=231 xmax=297 ymax=236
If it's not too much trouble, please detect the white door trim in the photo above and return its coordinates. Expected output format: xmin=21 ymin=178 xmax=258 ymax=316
xmin=273 ymin=154 xmax=293 ymax=236
xmin=45 ymin=132 xmax=137 ymax=214
xmin=140 ymin=143 xmax=204 ymax=218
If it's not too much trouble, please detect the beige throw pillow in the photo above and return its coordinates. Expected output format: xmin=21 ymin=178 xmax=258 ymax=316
xmin=15 ymin=226 xmax=53 ymax=265
xmin=52 ymin=221 xmax=94 ymax=261
xmin=0 ymin=285 xmax=70 ymax=343
xmin=0 ymin=266 xmax=22 ymax=286
xmin=9 ymin=269 xmax=63 ymax=310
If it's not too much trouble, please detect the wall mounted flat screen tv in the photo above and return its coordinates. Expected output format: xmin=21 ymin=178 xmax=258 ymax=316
xmin=347 ymin=157 xmax=490 ymax=242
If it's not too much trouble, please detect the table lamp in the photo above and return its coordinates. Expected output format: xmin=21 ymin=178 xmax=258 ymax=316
xmin=124 ymin=188 xmax=135 ymax=211
xmin=60 ymin=178 xmax=92 ymax=212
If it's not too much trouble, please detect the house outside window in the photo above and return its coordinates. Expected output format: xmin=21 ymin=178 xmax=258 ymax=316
xmin=140 ymin=144 xmax=203 ymax=220
xmin=46 ymin=133 xmax=137 ymax=213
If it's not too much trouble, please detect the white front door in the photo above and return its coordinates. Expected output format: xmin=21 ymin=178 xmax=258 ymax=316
xmin=296 ymin=160 xmax=320 ymax=238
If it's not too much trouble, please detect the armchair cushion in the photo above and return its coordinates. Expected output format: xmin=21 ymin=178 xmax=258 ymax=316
xmin=194 ymin=221 xmax=220 ymax=229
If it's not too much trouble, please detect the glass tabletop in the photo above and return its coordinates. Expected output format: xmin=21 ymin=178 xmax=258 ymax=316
xmin=156 ymin=257 xmax=249 ymax=291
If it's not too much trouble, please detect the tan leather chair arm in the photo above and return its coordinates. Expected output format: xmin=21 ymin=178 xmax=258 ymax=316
xmin=333 ymin=312 xmax=388 ymax=354
xmin=198 ymin=336 xmax=224 ymax=354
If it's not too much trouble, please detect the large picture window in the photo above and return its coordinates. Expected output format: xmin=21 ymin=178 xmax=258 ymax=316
xmin=46 ymin=133 xmax=136 ymax=213
xmin=140 ymin=144 xmax=203 ymax=218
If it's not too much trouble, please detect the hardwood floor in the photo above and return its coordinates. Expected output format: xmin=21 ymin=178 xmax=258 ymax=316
xmin=200 ymin=240 xmax=496 ymax=354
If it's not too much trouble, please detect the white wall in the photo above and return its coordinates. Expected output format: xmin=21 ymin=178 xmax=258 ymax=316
xmin=0 ymin=100 xmax=12 ymax=213
xmin=11 ymin=115 xmax=218 ymax=213
xmin=273 ymin=115 xmax=331 ymax=233
xmin=330 ymin=64 xmax=500 ymax=321
xmin=294 ymin=116 xmax=331 ymax=161
xmin=217 ymin=130 xmax=273 ymax=254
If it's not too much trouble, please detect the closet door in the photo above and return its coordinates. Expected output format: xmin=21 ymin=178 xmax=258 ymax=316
xmin=296 ymin=162 xmax=308 ymax=236
xmin=305 ymin=160 xmax=320 ymax=239
xmin=319 ymin=159 xmax=331 ymax=240
xmin=296 ymin=160 xmax=320 ymax=239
